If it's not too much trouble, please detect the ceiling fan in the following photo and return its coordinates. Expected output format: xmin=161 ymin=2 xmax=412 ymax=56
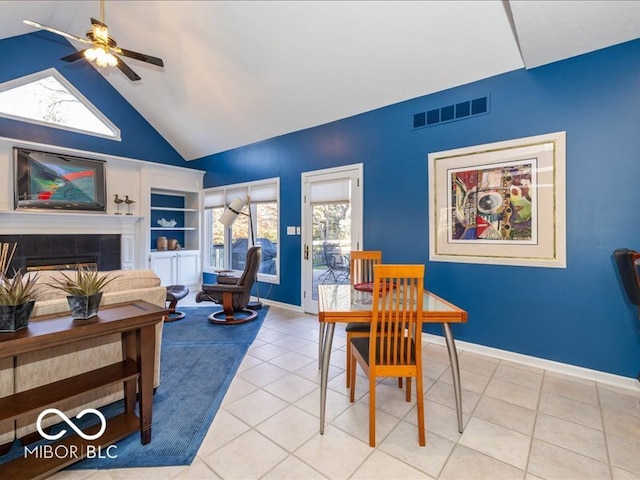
xmin=23 ymin=0 xmax=164 ymax=81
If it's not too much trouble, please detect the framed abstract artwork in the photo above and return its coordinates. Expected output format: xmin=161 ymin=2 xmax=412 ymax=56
xmin=428 ymin=132 xmax=566 ymax=268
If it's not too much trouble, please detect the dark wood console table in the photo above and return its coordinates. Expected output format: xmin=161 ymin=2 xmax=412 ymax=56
xmin=0 ymin=300 xmax=167 ymax=479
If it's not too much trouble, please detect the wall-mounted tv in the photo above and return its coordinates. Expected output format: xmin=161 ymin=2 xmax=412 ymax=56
xmin=14 ymin=148 xmax=107 ymax=212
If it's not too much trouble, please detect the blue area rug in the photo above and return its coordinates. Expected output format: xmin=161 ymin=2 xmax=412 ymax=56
xmin=0 ymin=306 xmax=267 ymax=470
xmin=78 ymin=306 xmax=268 ymax=469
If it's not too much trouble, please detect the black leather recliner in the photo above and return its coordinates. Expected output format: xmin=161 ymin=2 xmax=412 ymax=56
xmin=613 ymin=248 xmax=640 ymax=309
xmin=196 ymin=246 xmax=262 ymax=324
xmin=613 ymin=248 xmax=640 ymax=382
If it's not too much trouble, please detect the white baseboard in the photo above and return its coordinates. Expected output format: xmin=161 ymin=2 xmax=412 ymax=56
xmin=252 ymin=297 xmax=305 ymax=313
xmin=259 ymin=300 xmax=639 ymax=391
xmin=423 ymin=333 xmax=640 ymax=392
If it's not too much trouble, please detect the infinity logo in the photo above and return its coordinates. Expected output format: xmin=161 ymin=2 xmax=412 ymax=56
xmin=36 ymin=408 xmax=107 ymax=441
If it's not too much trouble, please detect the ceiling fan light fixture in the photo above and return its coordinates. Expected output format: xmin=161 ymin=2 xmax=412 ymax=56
xmin=84 ymin=48 xmax=98 ymax=62
xmin=85 ymin=46 xmax=117 ymax=68
xmin=106 ymin=52 xmax=118 ymax=67
xmin=84 ymin=48 xmax=98 ymax=61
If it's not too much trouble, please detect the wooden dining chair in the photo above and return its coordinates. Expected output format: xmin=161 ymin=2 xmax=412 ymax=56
xmin=349 ymin=264 xmax=426 ymax=447
xmin=345 ymin=250 xmax=382 ymax=387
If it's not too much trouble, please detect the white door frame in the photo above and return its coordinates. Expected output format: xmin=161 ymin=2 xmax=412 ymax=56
xmin=301 ymin=163 xmax=363 ymax=314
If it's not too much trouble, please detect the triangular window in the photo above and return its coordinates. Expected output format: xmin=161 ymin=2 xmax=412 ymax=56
xmin=0 ymin=68 xmax=120 ymax=140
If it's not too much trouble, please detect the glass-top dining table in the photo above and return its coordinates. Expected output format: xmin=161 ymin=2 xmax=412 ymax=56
xmin=317 ymin=284 xmax=468 ymax=434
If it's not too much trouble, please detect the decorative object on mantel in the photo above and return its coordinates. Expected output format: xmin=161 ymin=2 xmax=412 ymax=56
xmin=0 ymin=243 xmax=39 ymax=332
xmin=46 ymin=266 xmax=120 ymax=319
xmin=157 ymin=236 xmax=168 ymax=251
xmin=114 ymin=194 xmax=124 ymax=215
xmin=124 ymin=195 xmax=135 ymax=215
xmin=167 ymin=239 xmax=180 ymax=250
xmin=157 ymin=218 xmax=177 ymax=228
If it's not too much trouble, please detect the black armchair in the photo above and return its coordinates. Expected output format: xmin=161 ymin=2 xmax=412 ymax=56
xmin=613 ymin=248 xmax=640 ymax=383
xmin=196 ymin=246 xmax=262 ymax=324
xmin=613 ymin=248 xmax=640 ymax=311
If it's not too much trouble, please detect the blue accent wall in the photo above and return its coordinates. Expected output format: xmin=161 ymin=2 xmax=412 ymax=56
xmin=0 ymin=32 xmax=187 ymax=166
xmin=192 ymin=39 xmax=640 ymax=379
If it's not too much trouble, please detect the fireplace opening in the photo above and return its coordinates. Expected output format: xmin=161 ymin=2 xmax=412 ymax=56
xmin=26 ymin=256 xmax=99 ymax=272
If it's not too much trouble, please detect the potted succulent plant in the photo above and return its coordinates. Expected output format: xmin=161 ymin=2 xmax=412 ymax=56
xmin=48 ymin=267 xmax=119 ymax=319
xmin=0 ymin=270 xmax=39 ymax=332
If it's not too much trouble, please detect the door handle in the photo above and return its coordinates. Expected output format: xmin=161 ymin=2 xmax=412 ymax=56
xmin=304 ymin=244 xmax=309 ymax=260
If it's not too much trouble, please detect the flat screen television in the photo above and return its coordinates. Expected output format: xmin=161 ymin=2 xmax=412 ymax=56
xmin=14 ymin=148 xmax=107 ymax=212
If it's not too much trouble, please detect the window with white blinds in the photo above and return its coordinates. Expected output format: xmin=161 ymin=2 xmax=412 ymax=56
xmin=204 ymin=179 xmax=279 ymax=208
xmin=308 ymin=177 xmax=351 ymax=204
xmin=203 ymin=178 xmax=279 ymax=283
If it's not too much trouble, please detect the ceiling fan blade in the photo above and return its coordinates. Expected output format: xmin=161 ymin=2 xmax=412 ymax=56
xmin=117 ymin=48 xmax=164 ymax=67
xmin=115 ymin=56 xmax=141 ymax=81
xmin=60 ymin=50 xmax=88 ymax=63
xmin=23 ymin=19 xmax=91 ymax=44
xmin=90 ymin=17 xmax=108 ymax=29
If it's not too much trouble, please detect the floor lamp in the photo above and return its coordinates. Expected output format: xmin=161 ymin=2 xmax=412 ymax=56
xmin=219 ymin=197 xmax=262 ymax=310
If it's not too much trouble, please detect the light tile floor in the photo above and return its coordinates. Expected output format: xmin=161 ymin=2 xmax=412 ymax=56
xmin=52 ymin=303 xmax=640 ymax=480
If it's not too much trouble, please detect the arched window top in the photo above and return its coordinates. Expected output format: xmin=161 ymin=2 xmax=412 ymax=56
xmin=0 ymin=68 xmax=120 ymax=140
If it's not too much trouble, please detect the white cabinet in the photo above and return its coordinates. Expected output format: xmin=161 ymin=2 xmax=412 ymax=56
xmin=149 ymin=251 xmax=176 ymax=286
xmin=176 ymin=250 xmax=201 ymax=285
xmin=149 ymin=250 xmax=201 ymax=286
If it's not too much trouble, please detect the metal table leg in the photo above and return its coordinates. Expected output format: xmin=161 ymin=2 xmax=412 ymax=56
xmin=319 ymin=322 xmax=335 ymax=434
xmin=318 ymin=322 xmax=325 ymax=369
xmin=442 ymin=323 xmax=463 ymax=433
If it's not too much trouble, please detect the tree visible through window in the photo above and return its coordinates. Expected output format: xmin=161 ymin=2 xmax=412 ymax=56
xmin=0 ymin=69 xmax=119 ymax=139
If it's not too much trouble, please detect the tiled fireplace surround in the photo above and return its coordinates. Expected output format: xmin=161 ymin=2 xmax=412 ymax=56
xmin=0 ymin=234 xmax=122 ymax=272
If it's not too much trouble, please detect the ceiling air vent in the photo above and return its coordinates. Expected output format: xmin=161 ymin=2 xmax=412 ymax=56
xmin=413 ymin=95 xmax=490 ymax=129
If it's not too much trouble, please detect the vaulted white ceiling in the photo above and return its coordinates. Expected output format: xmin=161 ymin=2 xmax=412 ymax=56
xmin=1 ymin=1 xmax=639 ymax=160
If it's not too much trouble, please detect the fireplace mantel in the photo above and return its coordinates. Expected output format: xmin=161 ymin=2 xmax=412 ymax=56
xmin=0 ymin=210 xmax=141 ymax=235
